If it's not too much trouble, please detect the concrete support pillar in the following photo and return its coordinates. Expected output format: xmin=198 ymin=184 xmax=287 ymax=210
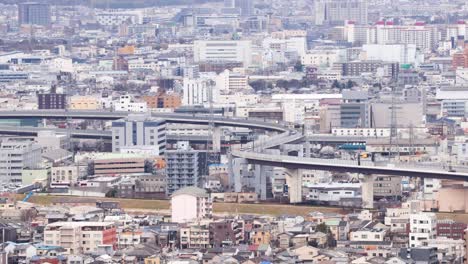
xmin=42 ymin=118 xmax=47 ymax=127
xmin=361 ymin=174 xmax=374 ymax=209
xmin=212 ymin=127 xmax=221 ymax=153
xmin=305 ymin=141 xmax=311 ymax=158
xmin=229 ymin=157 xmax=247 ymax=193
xmin=254 ymin=165 xmax=267 ymax=200
xmin=284 ymin=168 xmax=302 ymax=204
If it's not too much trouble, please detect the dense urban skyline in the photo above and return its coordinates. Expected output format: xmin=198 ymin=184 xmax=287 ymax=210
xmin=0 ymin=0 xmax=467 ymax=263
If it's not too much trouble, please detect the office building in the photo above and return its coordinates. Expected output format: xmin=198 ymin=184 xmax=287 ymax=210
xmin=165 ymin=142 xmax=200 ymax=194
xmin=0 ymin=138 xmax=42 ymax=184
xmin=18 ymin=2 xmax=51 ymax=26
xmin=315 ymin=0 xmax=368 ymax=25
xmin=340 ymin=91 xmax=369 ymax=128
xmin=37 ymin=93 xmax=66 ymax=110
xmin=193 ymin=40 xmax=253 ymax=67
xmin=171 ymin=186 xmax=212 ymax=223
xmin=111 ymin=114 xmax=166 ymax=155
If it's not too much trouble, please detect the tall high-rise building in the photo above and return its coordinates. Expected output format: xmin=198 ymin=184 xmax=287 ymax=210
xmin=315 ymin=0 xmax=367 ymax=26
xmin=111 ymin=114 xmax=166 ymax=155
xmin=165 ymin=142 xmax=200 ymax=194
xmin=18 ymin=2 xmax=51 ymax=26
xmin=235 ymin=0 xmax=254 ymax=16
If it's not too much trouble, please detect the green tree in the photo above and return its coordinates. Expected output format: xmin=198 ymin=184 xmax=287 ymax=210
xmin=316 ymin=223 xmax=328 ymax=233
xmin=294 ymin=61 xmax=303 ymax=72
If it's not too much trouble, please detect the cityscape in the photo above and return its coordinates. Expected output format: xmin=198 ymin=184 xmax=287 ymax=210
xmin=0 ymin=0 xmax=467 ymax=263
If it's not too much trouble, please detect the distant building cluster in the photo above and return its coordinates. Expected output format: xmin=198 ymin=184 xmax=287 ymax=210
xmin=0 ymin=0 xmax=466 ymax=262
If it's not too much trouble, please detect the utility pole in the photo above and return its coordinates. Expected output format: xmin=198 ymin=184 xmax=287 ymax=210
xmin=409 ymin=123 xmax=415 ymax=156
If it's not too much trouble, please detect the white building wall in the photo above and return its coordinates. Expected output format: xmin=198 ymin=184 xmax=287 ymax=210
xmin=171 ymin=194 xmax=198 ymax=223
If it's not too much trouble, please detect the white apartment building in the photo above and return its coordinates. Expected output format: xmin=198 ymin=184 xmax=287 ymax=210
xmin=301 ymin=49 xmax=347 ymax=67
xmin=50 ymin=164 xmax=87 ymax=187
xmin=96 ymin=11 xmax=142 ymax=26
xmin=183 ymin=77 xmax=218 ymax=105
xmin=44 ymin=222 xmax=116 ymax=254
xmin=385 ymin=207 xmax=410 ymax=232
xmin=409 ymin=212 xmax=437 ymax=248
xmin=304 ymin=182 xmax=361 ymax=203
xmin=35 ymin=131 xmax=67 ymax=152
xmin=427 ymin=237 xmax=465 ymax=262
xmin=350 ymin=229 xmax=387 ymax=242
xmin=193 ymin=40 xmax=252 ymax=67
xmin=0 ymin=139 xmax=42 ymax=184
xmin=343 ymin=22 xmax=437 ymax=51
xmin=216 ymin=93 xmax=259 ymax=106
xmin=362 ymin=44 xmax=420 ymax=65
xmin=113 ymin=95 xmax=147 ymax=112
xmin=262 ymin=36 xmax=307 ymax=58
xmin=171 ymin=186 xmax=212 ymax=223
xmin=127 ymin=58 xmax=158 ymax=71
xmin=332 ymin=128 xmax=391 ymax=137
xmin=215 ymin=69 xmax=248 ymax=92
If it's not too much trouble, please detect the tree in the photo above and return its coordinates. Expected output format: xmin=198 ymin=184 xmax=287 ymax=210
xmin=332 ymin=80 xmax=340 ymax=89
xmin=105 ymin=189 xmax=117 ymax=198
xmin=294 ymin=61 xmax=303 ymax=72
xmin=316 ymin=223 xmax=328 ymax=233
xmin=346 ymin=80 xmax=356 ymax=89
xmin=249 ymin=80 xmax=270 ymax=91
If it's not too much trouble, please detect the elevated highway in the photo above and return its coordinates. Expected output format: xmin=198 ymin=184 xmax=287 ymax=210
xmin=0 ymin=110 xmax=289 ymax=133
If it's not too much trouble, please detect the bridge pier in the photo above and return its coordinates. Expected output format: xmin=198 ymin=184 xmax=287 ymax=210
xmin=284 ymin=168 xmax=302 ymax=204
xmin=361 ymin=174 xmax=374 ymax=209
xmin=304 ymin=141 xmax=311 ymax=158
xmin=212 ymin=127 xmax=221 ymax=153
xmin=254 ymin=165 xmax=267 ymax=200
xmin=230 ymin=157 xmax=248 ymax=193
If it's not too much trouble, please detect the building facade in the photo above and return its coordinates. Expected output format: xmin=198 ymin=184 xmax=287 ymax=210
xmin=44 ymin=222 xmax=117 ymax=254
xmin=171 ymin=187 xmax=212 ymax=223
xmin=111 ymin=114 xmax=166 ymax=155
xmin=18 ymin=2 xmax=50 ymax=26
xmin=0 ymin=139 xmax=42 ymax=184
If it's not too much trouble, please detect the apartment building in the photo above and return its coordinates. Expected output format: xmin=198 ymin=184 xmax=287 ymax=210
xmin=0 ymin=139 xmax=42 ymax=184
xmin=179 ymin=221 xmax=211 ymax=249
xmin=44 ymin=222 xmax=117 ymax=254
xmin=409 ymin=213 xmax=437 ymax=248
xmin=166 ymin=144 xmax=200 ymax=194
xmin=93 ymin=157 xmax=146 ymax=176
xmin=171 ymin=186 xmax=212 ymax=223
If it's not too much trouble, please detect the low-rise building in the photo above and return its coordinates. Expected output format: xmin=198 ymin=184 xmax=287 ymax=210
xmin=171 ymin=187 xmax=212 ymax=223
xmin=43 ymin=222 xmax=117 ymax=254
